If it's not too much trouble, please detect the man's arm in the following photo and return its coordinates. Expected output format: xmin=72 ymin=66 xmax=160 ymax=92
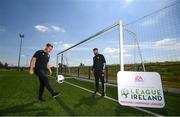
xmin=47 ymin=64 xmax=52 ymax=75
xmin=102 ymin=55 xmax=106 ymax=73
xmin=29 ymin=50 xmax=40 ymax=75
xmin=29 ymin=57 xmax=36 ymax=75
xmin=92 ymin=57 xmax=95 ymax=70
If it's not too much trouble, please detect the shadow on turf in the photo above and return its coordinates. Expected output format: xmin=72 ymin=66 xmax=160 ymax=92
xmin=55 ymin=97 xmax=76 ymax=116
xmin=114 ymin=103 xmax=168 ymax=116
xmin=0 ymin=101 xmax=50 ymax=116
xmin=74 ymin=95 xmax=103 ymax=108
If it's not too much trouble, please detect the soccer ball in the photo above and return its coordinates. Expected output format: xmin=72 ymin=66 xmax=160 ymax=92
xmin=57 ymin=75 xmax=64 ymax=84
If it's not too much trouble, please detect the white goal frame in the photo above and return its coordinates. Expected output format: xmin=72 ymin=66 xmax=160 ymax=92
xmin=56 ymin=20 xmax=145 ymax=77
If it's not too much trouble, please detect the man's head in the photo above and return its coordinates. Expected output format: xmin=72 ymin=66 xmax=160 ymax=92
xmin=45 ymin=43 xmax=53 ymax=53
xmin=93 ymin=48 xmax=99 ymax=55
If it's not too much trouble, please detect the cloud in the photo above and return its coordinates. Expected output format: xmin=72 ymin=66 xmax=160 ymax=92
xmin=61 ymin=44 xmax=90 ymax=51
xmin=52 ymin=41 xmax=65 ymax=51
xmin=154 ymin=38 xmax=180 ymax=51
xmin=62 ymin=43 xmax=73 ymax=49
xmin=103 ymin=47 xmax=129 ymax=54
xmin=124 ymin=38 xmax=180 ymax=51
xmin=103 ymin=38 xmax=180 ymax=60
xmin=104 ymin=47 xmax=119 ymax=54
xmin=103 ymin=47 xmax=131 ymax=57
xmin=155 ymin=38 xmax=176 ymax=46
xmin=53 ymin=41 xmax=62 ymax=45
xmin=124 ymin=54 xmax=132 ymax=57
xmin=53 ymin=42 xmax=58 ymax=45
xmin=51 ymin=25 xmax=65 ymax=33
xmin=125 ymin=0 xmax=134 ymax=3
xmin=34 ymin=24 xmax=65 ymax=33
xmin=122 ymin=0 xmax=134 ymax=8
xmin=34 ymin=25 xmax=49 ymax=32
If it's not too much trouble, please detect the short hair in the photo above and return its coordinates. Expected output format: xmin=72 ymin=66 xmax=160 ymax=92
xmin=93 ymin=48 xmax=98 ymax=51
xmin=46 ymin=43 xmax=53 ymax=48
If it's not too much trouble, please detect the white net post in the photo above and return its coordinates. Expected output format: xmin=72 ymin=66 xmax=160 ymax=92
xmin=56 ymin=54 xmax=59 ymax=78
xmin=119 ymin=20 xmax=124 ymax=71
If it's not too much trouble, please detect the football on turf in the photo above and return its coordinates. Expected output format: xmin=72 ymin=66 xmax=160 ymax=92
xmin=57 ymin=75 xmax=64 ymax=83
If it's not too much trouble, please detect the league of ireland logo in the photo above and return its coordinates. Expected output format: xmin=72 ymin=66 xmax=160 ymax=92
xmin=121 ymin=88 xmax=129 ymax=98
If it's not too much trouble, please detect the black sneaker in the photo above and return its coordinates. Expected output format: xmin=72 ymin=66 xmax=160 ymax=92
xmin=52 ymin=92 xmax=59 ymax=98
xmin=101 ymin=92 xmax=105 ymax=97
xmin=93 ymin=91 xmax=98 ymax=95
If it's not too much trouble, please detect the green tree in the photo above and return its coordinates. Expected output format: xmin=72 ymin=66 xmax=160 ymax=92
xmin=4 ymin=62 xmax=8 ymax=69
xmin=0 ymin=61 xmax=4 ymax=68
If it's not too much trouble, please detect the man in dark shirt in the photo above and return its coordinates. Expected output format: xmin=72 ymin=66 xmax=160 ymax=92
xmin=29 ymin=43 xmax=59 ymax=101
xmin=92 ymin=48 xmax=106 ymax=96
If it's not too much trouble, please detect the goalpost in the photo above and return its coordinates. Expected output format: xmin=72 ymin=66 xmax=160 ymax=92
xmin=56 ymin=20 xmax=145 ymax=77
xmin=55 ymin=20 xmax=165 ymax=108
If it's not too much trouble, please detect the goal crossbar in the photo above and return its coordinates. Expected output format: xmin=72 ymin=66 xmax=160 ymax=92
xmin=57 ymin=22 xmax=119 ymax=55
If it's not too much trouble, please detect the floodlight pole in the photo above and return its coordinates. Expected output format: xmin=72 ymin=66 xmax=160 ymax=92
xmin=18 ymin=33 xmax=24 ymax=71
xmin=119 ymin=20 xmax=124 ymax=71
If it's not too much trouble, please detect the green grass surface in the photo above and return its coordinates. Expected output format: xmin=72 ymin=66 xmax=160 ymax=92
xmin=0 ymin=70 xmax=147 ymax=116
xmin=0 ymin=71 xmax=180 ymax=116
xmin=66 ymin=78 xmax=180 ymax=116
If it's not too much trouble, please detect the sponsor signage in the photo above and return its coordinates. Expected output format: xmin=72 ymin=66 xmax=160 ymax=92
xmin=117 ymin=71 xmax=165 ymax=108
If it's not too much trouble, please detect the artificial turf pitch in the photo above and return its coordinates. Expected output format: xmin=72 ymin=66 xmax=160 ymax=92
xmin=0 ymin=71 xmax=180 ymax=116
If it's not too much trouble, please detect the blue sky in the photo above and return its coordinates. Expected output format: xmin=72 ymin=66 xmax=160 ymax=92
xmin=0 ymin=0 xmax=179 ymax=67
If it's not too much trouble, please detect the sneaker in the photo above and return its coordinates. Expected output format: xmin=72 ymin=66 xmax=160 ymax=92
xmin=101 ymin=92 xmax=105 ymax=97
xmin=93 ymin=91 xmax=98 ymax=95
xmin=52 ymin=92 xmax=59 ymax=98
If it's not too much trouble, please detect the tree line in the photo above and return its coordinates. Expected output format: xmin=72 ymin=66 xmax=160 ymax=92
xmin=0 ymin=61 xmax=8 ymax=69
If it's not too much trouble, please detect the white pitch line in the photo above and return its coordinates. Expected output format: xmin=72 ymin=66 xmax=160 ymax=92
xmin=64 ymin=81 xmax=94 ymax=93
xmin=64 ymin=81 xmax=162 ymax=116
xmin=49 ymin=75 xmax=73 ymax=79
xmin=49 ymin=75 xmax=162 ymax=116
xmin=74 ymin=76 xmax=118 ymax=87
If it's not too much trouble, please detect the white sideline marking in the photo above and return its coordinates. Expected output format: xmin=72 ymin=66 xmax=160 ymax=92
xmin=49 ymin=75 xmax=162 ymax=116
xmin=49 ymin=76 xmax=73 ymax=79
xmin=64 ymin=81 xmax=162 ymax=116
xmin=74 ymin=77 xmax=117 ymax=87
xmin=65 ymin=81 xmax=94 ymax=93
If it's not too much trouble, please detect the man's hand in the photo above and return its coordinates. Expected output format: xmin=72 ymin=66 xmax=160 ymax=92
xmin=102 ymin=69 xmax=105 ymax=73
xmin=29 ymin=57 xmax=36 ymax=75
xmin=29 ymin=68 xmax=34 ymax=75
xmin=47 ymin=64 xmax=52 ymax=75
xmin=49 ymin=70 xmax=52 ymax=75
xmin=102 ymin=69 xmax=105 ymax=77
xmin=91 ymin=70 xmax=94 ymax=74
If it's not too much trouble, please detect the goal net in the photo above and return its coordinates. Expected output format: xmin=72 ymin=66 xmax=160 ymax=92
xmin=56 ymin=21 xmax=145 ymax=84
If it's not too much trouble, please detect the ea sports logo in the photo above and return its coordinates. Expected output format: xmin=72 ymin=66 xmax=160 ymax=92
xmin=134 ymin=74 xmax=144 ymax=82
